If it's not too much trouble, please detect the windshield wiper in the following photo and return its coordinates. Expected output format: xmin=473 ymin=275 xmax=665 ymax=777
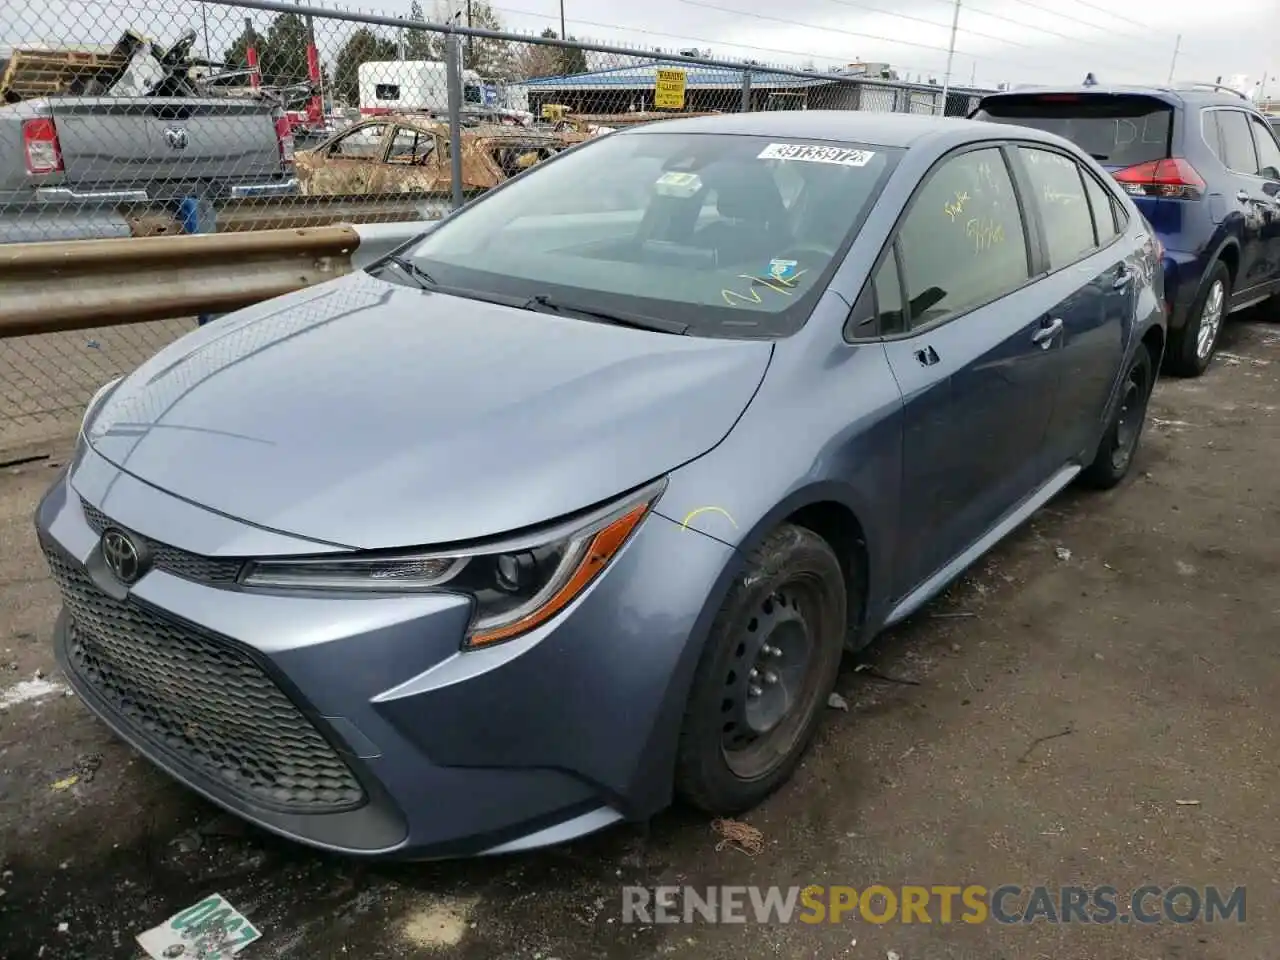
xmin=374 ymin=255 xmax=437 ymax=290
xmin=522 ymin=294 xmax=689 ymax=334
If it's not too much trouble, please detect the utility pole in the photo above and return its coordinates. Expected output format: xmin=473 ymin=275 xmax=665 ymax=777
xmin=560 ymin=0 xmax=567 ymax=42
xmin=466 ymin=0 xmax=472 ymax=67
xmin=969 ymin=61 xmax=975 ymax=86
xmin=1167 ymin=33 xmax=1181 ymax=84
xmin=938 ymin=0 xmax=961 ymax=116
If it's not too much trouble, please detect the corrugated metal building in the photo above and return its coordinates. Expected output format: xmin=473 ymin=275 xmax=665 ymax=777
xmin=511 ymin=60 xmax=992 ymax=118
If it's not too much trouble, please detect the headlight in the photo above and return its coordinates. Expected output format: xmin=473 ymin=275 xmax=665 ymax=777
xmin=81 ymin=376 xmax=123 ymax=435
xmin=241 ymin=479 xmax=666 ymax=649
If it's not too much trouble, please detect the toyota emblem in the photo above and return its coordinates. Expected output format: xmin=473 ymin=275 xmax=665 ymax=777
xmin=163 ymin=126 xmax=189 ymax=150
xmin=101 ymin=529 xmax=144 ymax=584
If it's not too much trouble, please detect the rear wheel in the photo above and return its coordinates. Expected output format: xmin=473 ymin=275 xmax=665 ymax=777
xmin=1079 ymin=344 xmax=1154 ymax=490
xmin=675 ymin=524 xmax=848 ymax=814
xmin=1166 ymin=261 xmax=1229 ymax=377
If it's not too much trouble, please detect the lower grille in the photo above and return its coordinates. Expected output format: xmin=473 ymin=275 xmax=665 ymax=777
xmin=44 ymin=545 xmax=365 ymax=813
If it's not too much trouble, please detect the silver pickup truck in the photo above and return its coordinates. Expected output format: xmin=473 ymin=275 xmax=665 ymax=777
xmin=0 ymin=95 xmax=298 ymax=241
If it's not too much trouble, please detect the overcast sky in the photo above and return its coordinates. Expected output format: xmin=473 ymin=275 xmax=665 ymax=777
xmin=3 ymin=0 xmax=1277 ymax=93
xmin=434 ymin=0 xmax=1278 ymax=91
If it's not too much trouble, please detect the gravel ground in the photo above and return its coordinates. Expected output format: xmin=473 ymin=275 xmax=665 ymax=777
xmin=2 ymin=315 xmax=1277 ymax=960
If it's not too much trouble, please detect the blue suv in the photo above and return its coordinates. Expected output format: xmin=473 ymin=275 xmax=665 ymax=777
xmin=972 ymin=84 xmax=1280 ymax=376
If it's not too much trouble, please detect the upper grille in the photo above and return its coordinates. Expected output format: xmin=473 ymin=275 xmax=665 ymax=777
xmin=80 ymin=499 xmax=244 ymax=585
xmin=45 ymin=545 xmax=366 ymax=813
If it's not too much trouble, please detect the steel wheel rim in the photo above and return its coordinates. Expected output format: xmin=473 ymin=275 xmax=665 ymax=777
xmin=1196 ymin=280 xmax=1224 ymax=360
xmin=1111 ymin=365 xmax=1145 ymax=472
xmin=719 ymin=582 xmax=827 ymax=781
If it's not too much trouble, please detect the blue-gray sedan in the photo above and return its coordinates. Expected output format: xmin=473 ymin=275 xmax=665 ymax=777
xmin=36 ymin=110 xmax=1166 ymax=859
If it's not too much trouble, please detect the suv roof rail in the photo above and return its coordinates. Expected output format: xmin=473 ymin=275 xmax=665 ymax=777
xmin=1176 ymin=81 xmax=1251 ymax=101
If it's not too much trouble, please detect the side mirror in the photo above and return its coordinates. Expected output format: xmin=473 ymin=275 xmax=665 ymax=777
xmin=1260 ymin=171 xmax=1280 ymax=190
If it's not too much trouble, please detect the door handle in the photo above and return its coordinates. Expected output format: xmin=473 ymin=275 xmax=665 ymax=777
xmin=1031 ymin=317 xmax=1063 ymax=348
xmin=1236 ymin=189 xmax=1251 ymax=203
xmin=914 ymin=345 xmax=941 ymax=367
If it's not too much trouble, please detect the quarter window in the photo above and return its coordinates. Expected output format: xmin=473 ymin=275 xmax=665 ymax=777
xmin=1202 ymin=110 xmax=1224 ymax=163
xmin=1082 ymin=173 xmax=1120 ymax=245
xmin=1216 ymin=110 xmax=1259 ymax=174
xmin=896 ymin=147 xmax=1030 ymax=328
xmin=1018 ymin=147 xmax=1096 ymax=268
xmin=1248 ymin=115 xmax=1280 ymax=179
xmin=874 ymin=250 xmax=906 ymax=335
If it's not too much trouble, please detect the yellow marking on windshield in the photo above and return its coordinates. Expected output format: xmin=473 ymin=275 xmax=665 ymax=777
xmin=721 ymin=270 xmax=808 ymax=306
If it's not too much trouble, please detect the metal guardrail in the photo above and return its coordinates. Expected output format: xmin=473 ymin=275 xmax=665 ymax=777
xmin=2 ymin=192 xmax=469 ymax=244
xmin=0 ymin=220 xmax=431 ymax=338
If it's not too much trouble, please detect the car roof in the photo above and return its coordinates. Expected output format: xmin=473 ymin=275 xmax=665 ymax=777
xmin=976 ymin=84 xmax=1262 ymax=111
xmin=619 ymin=109 xmax=1051 ymax=149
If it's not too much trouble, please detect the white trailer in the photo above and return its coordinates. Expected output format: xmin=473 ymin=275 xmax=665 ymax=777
xmin=357 ymin=60 xmax=484 ymax=116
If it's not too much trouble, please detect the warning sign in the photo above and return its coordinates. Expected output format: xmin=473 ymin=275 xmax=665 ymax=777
xmin=655 ymin=68 xmax=687 ymax=110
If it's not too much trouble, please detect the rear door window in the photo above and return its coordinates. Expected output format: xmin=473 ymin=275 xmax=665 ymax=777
xmin=1216 ymin=110 xmax=1258 ymax=174
xmin=1082 ymin=172 xmax=1120 ymax=245
xmin=1018 ymin=147 xmax=1097 ymax=268
xmin=973 ymin=94 xmax=1172 ymax=168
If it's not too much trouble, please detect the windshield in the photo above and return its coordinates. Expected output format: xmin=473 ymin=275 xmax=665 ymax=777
xmin=974 ymin=94 xmax=1172 ymax=167
xmin=404 ymin=131 xmax=900 ymax=338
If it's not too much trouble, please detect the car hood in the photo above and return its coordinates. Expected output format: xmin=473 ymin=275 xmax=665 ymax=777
xmin=86 ymin=272 xmax=772 ymax=550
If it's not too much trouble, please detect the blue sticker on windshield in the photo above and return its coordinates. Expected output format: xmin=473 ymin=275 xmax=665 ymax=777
xmin=766 ymin=258 xmax=798 ymax=282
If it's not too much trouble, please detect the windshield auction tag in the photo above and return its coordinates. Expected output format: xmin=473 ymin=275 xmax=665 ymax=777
xmin=757 ymin=143 xmax=876 ymax=166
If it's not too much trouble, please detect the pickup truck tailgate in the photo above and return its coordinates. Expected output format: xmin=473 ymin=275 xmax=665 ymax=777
xmin=49 ymin=97 xmax=280 ymax=186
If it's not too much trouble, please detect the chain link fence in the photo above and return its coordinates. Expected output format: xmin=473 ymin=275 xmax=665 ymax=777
xmin=0 ymin=0 xmax=993 ymax=450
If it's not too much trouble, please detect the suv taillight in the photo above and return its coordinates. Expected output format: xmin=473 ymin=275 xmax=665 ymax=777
xmin=1112 ymin=158 xmax=1205 ymax=200
xmin=274 ymin=116 xmax=295 ymax=166
xmin=22 ymin=117 xmax=63 ymax=175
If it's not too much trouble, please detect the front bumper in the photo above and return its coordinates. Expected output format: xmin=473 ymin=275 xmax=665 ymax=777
xmin=36 ymin=449 xmax=736 ymax=859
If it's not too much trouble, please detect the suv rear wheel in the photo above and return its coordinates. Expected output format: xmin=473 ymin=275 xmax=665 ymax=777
xmin=1166 ymin=260 xmax=1229 ymax=377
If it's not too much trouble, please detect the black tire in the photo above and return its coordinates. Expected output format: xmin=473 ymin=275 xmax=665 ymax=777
xmin=1079 ymin=344 xmax=1154 ymax=490
xmin=1165 ymin=260 xmax=1230 ymax=377
xmin=674 ymin=523 xmax=848 ymax=814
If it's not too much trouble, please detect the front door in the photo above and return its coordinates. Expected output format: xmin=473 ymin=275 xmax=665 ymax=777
xmin=880 ymin=144 xmax=1061 ymax=598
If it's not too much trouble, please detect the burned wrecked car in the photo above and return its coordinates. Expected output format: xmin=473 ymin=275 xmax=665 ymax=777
xmin=295 ymin=115 xmax=581 ymax=195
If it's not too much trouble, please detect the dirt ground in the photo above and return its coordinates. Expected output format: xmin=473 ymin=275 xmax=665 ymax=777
xmin=2 ymin=315 xmax=1278 ymax=960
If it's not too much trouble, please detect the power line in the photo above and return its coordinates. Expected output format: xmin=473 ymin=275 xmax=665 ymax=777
xmin=915 ymin=0 xmax=1208 ymax=73
xmin=819 ymin=0 xmax=1033 ymax=49
xmin=678 ymin=0 xmax=1157 ymax=81
xmin=1068 ymin=0 xmax=1152 ymax=31
xmin=488 ymin=0 xmax=951 ymax=76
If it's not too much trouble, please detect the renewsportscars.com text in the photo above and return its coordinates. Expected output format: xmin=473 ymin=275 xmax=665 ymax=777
xmin=621 ymin=884 xmax=1246 ymax=925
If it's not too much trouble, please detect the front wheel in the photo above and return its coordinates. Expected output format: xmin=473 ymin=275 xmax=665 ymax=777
xmin=674 ymin=524 xmax=848 ymax=814
xmin=1166 ymin=261 xmax=1229 ymax=377
xmin=1079 ymin=344 xmax=1154 ymax=490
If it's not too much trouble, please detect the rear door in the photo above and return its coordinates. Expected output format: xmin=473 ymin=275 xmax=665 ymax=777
xmin=873 ymin=144 xmax=1061 ymax=597
xmin=1245 ymin=113 xmax=1280 ymax=292
xmin=1208 ymin=108 xmax=1271 ymax=297
xmin=1010 ymin=144 xmax=1132 ymax=468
